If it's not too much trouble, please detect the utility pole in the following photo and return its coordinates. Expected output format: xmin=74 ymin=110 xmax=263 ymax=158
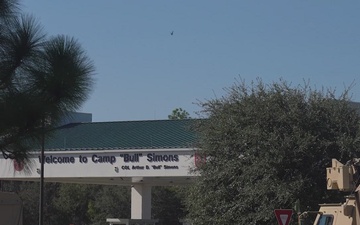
xmin=39 ymin=120 xmax=45 ymax=225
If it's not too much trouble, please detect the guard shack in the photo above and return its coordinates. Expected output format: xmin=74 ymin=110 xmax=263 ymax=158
xmin=0 ymin=119 xmax=198 ymax=224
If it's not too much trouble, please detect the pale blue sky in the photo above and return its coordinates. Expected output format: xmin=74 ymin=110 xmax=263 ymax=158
xmin=21 ymin=1 xmax=360 ymax=122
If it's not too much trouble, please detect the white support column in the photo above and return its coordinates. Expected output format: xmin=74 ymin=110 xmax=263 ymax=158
xmin=131 ymin=184 xmax=152 ymax=219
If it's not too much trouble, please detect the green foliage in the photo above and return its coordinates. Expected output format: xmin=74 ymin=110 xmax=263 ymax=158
xmin=0 ymin=0 xmax=94 ymax=162
xmin=186 ymin=79 xmax=360 ymax=225
xmin=0 ymin=181 xmax=131 ymax=225
xmin=152 ymin=186 xmax=188 ymax=225
xmin=15 ymin=182 xmax=40 ymax=225
xmin=1 ymin=181 xmax=60 ymax=225
xmin=53 ymin=184 xmax=95 ymax=225
xmin=87 ymin=185 xmax=131 ymax=225
xmin=168 ymin=108 xmax=191 ymax=120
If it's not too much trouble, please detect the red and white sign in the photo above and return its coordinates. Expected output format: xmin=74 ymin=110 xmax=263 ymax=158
xmin=274 ymin=209 xmax=293 ymax=225
xmin=194 ymin=152 xmax=206 ymax=168
xmin=13 ymin=160 xmax=24 ymax=172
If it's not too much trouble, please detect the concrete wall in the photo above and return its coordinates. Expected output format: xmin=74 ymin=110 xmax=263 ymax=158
xmin=0 ymin=192 xmax=23 ymax=225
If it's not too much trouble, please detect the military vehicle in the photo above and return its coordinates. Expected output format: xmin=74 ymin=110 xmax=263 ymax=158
xmin=300 ymin=159 xmax=360 ymax=225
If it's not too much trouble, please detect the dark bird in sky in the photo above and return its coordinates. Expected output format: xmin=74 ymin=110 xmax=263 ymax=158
xmin=170 ymin=31 xmax=174 ymax=35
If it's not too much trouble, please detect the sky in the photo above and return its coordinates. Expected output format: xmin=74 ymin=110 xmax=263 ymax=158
xmin=21 ymin=1 xmax=360 ymax=122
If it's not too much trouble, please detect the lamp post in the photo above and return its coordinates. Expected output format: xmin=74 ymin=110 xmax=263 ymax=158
xmin=39 ymin=120 xmax=45 ymax=225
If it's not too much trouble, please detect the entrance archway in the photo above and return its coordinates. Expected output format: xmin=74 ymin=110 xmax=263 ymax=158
xmin=0 ymin=120 xmax=198 ymax=223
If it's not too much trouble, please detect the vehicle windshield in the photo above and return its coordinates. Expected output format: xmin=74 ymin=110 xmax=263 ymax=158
xmin=316 ymin=214 xmax=333 ymax=225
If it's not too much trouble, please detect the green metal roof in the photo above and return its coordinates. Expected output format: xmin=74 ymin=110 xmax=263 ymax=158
xmin=36 ymin=119 xmax=197 ymax=151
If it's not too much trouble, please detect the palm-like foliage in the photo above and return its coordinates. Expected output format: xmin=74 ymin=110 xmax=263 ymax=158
xmin=0 ymin=0 xmax=94 ymax=161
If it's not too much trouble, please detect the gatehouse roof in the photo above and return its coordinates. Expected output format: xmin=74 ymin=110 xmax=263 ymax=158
xmin=34 ymin=119 xmax=197 ymax=151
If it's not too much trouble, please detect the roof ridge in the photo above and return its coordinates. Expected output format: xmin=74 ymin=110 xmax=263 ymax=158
xmin=63 ymin=118 xmax=197 ymax=125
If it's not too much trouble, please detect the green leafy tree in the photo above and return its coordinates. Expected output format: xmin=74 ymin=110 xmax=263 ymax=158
xmin=152 ymin=186 xmax=187 ymax=225
xmin=88 ymin=185 xmax=131 ymax=225
xmin=168 ymin=108 xmax=191 ymax=120
xmin=15 ymin=182 xmax=40 ymax=225
xmin=1 ymin=181 xmax=61 ymax=225
xmin=186 ymin=79 xmax=360 ymax=225
xmin=53 ymin=184 xmax=96 ymax=225
xmin=0 ymin=0 xmax=94 ymax=162
xmin=5 ymin=182 xmax=131 ymax=225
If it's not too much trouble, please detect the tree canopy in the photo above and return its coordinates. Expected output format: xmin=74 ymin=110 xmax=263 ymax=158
xmin=168 ymin=108 xmax=191 ymax=120
xmin=186 ymin=79 xmax=360 ymax=225
xmin=1 ymin=181 xmax=131 ymax=225
xmin=0 ymin=0 xmax=94 ymax=162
